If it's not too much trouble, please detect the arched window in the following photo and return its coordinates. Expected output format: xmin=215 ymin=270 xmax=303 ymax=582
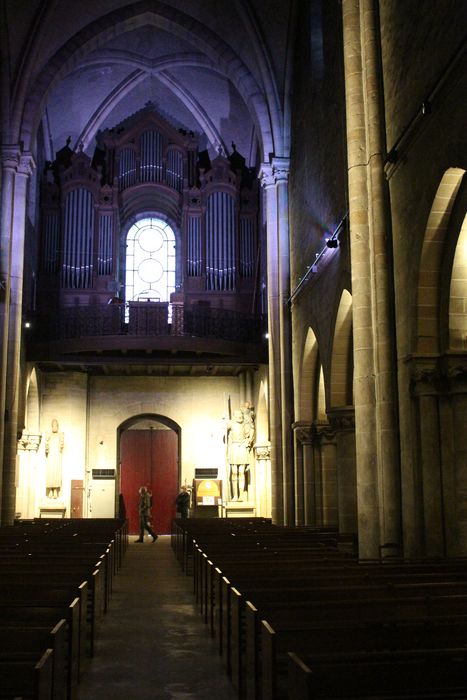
xmin=125 ymin=218 xmax=176 ymax=303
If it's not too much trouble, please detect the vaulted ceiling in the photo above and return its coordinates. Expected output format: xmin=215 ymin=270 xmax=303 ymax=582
xmin=4 ymin=0 xmax=295 ymax=168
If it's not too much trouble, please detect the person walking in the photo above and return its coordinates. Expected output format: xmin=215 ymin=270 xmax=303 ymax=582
xmin=135 ymin=485 xmax=158 ymax=542
xmin=175 ymin=485 xmax=190 ymax=518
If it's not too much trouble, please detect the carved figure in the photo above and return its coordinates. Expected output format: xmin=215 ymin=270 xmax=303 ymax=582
xmin=225 ymin=406 xmax=255 ymax=501
xmin=45 ymin=419 xmax=64 ymax=499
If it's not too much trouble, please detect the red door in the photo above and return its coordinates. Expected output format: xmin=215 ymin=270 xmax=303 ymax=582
xmin=120 ymin=428 xmax=178 ymax=535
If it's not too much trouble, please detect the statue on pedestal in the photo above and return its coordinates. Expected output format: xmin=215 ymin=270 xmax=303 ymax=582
xmin=45 ymin=419 xmax=64 ymax=499
xmin=225 ymin=404 xmax=255 ymax=501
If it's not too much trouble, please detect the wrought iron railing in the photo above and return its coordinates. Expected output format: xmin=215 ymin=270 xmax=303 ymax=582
xmin=33 ymin=303 xmax=264 ymax=345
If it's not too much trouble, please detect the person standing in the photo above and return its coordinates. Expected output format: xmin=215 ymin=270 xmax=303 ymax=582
xmin=175 ymin=485 xmax=190 ymax=518
xmin=135 ymin=485 xmax=158 ymax=542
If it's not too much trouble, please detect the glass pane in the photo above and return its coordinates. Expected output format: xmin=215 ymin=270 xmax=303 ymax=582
xmin=125 ymin=218 xmax=176 ymax=304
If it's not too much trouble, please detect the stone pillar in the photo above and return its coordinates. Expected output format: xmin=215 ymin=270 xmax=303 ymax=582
xmin=1 ymin=149 xmax=35 ymax=524
xmin=292 ymin=422 xmax=312 ymax=525
xmin=342 ymin=0 xmax=401 ymax=556
xmin=302 ymin=439 xmax=316 ymax=525
xmin=275 ymin=158 xmax=295 ymax=525
xmin=312 ymin=421 xmax=338 ymax=528
xmin=328 ymin=407 xmax=358 ymax=534
xmin=254 ymin=443 xmax=271 ymax=518
xmin=450 ymin=364 xmax=467 ymax=554
xmin=260 ymin=164 xmax=283 ymax=523
xmin=410 ymin=357 xmax=467 ymax=556
xmin=16 ymin=430 xmax=42 ymax=519
xmin=0 ymin=148 xmax=19 ymax=519
xmin=260 ymin=160 xmax=294 ymax=525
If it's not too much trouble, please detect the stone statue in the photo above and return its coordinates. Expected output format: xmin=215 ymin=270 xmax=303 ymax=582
xmin=225 ymin=405 xmax=255 ymax=501
xmin=45 ymin=418 xmax=64 ymax=499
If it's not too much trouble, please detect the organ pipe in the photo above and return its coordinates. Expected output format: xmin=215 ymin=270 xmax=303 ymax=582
xmin=118 ymin=147 xmax=136 ymax=190
xmin=206 ymin=191 xmax=235 ymax=291
xmin=166 ymin=148 xmax=183 ymax=192
xmin=187 ymin=216 xmax=202 ymax=276
xmin=43 ymin=211 xmax=60 ymax=273
xmin=98 ymin=215 xmax=113 ymax=275
xmin=140 ymin=130 xmax=163 ymax=183
xmin=62 ymin=188 xmax=95 ymax=288
xmin=240 ymin=217 xmax=255 ymax=277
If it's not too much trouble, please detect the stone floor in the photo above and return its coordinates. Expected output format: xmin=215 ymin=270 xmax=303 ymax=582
xmin=77 ymin=535 xmax=238 ymax=699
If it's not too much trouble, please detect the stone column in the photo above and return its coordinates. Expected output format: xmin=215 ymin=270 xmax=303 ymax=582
xmin=16 ymin=430 xmax=42 ymax=519
xmin=302 ymin=438 xmax=316 ymax=525
xmin=260 ymin=160 xmax=294 ymax=525
xmin=1 ymin=150 xmax=35 ymax=524
xmin=410 ymin=364 xmax=445 ymax=556
xmin=0 ymin=147 xmax=19 ymax=519
xmin=292 ymin=422 xmax=311 ymax=525
xmin=410 ymin=357 xmax=467 ymax=556
xmin=260 ymin=164 xmax=283 ymax=523
xmin=342 ymin=0 xmax=401 ymax=556
xmin=449 ymin=363 xmax=467 ymax=554
xmin=328 ymin=407 xmax=358 ymax=534
xmin=312 ymin=421 xmax=338 ymax=528
xmin=254 ymin=443 xmax=271 ymax=517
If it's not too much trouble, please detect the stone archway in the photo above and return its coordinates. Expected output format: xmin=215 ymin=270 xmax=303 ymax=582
xmin=118 ymin=413 xmax=181 ymax=535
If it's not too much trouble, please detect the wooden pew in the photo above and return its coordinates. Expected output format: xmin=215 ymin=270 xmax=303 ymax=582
xmin=0 ymin=619 xmax=67 ymax=700
xmin=286 ymin=648 xmax=467 ymax=700
xmin=0 ymin=648 xmax=54 ymax=700
xmin=0 ymin=593 xmax=83 ymax=698
xmin=244 ymin=595 xmax=467 ymax=700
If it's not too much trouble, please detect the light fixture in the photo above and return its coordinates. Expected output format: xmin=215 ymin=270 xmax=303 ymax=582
xmin=24 ymin=321 xmax=31 ymax=329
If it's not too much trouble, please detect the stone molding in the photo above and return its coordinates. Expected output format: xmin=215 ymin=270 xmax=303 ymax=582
xmin=327 ymin=406 xmax=355 ymax=432
xmin=259 ymin=158 xmax=290 ymax=188
xmin=254 ymin=442 xmax=270 ymax=460
xmin=291 ymin=421 xmax=312 ymax=444
xmin=311 ymin=419 xmax=335 ymax=444
xmin=408 ymin=353 xmax=467 ymax=396
xmin=17 ymin=431 xmax=42 ymax=452
xmin=1 ymin=147 xmax=36 ymax=176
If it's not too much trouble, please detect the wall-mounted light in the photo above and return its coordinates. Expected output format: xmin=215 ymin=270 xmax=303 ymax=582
xmin=24 ymin=321 xmax=31 ymax=329
xmin=264 ymin=332 xmax=270 ymax=340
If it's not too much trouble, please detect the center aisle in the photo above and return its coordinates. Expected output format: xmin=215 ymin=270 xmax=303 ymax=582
xmin=77 ymin=535 xmax=238 ymax=699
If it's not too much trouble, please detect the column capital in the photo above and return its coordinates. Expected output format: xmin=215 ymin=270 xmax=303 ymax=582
xmin=1 ymin=146 xmax=36 ymax=175
xmin=17 ymin=431 xmax=42 ymax=452
xmin=18 ymin=152 xmax=36 ymax=176
xmin=311 ymin=419 xmax=336 ymax=444
xmin=327 ymin=406 xmax=355 ymax=432
xmin=254 ymin=442 xmax=271 ymax=460
xmin=271 ymin=157 xmax=290 ymax=183
xmin=408 ymin=353 xmax=467 ymax=396
xmin=1 ymin=145 xmax=21 ymax=171
xmin=259 ymin=162 xmax=275 ymax=188
xmin=291 ymin=421 xmax=312 ymax=444
xmin=259 ymin=158 xmax=290 ymax=188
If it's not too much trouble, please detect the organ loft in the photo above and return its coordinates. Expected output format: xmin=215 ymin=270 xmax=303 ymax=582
xmin=0 ymin=0 xmax=465 ymax=556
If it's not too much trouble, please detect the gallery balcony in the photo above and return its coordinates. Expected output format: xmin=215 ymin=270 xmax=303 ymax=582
xmin=27 ymin=301 xmax=268 ymax=368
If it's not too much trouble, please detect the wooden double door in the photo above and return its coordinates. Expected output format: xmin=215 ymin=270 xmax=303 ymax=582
xmin=120 ymin=428 xmax=178 ymax=535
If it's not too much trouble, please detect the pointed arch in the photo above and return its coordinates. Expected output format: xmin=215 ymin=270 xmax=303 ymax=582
xmin=256 ymin=377 xmax=269 ymax=444
xmin=25 ymin=368 xmax=40 ymax=433
xmin=416 ymin=167 xmax=465 ymax=354
xmin=16 ymin=3 xmax=277 ymax=160
xmin=330 ymin=289 xmax=353 ymax=408
xmin=448 ymin=212 xmax=467 ymax=350
xmin=297 ymin=327 xmax=320 ymax=423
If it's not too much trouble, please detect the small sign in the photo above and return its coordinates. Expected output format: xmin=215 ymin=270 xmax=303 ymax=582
xmin=202 ymin=496 xmax=215 ymax=505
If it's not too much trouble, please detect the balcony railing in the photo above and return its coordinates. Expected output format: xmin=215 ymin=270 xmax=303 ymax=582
xmin=33 ymin=302 xmax=264 ymax=345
